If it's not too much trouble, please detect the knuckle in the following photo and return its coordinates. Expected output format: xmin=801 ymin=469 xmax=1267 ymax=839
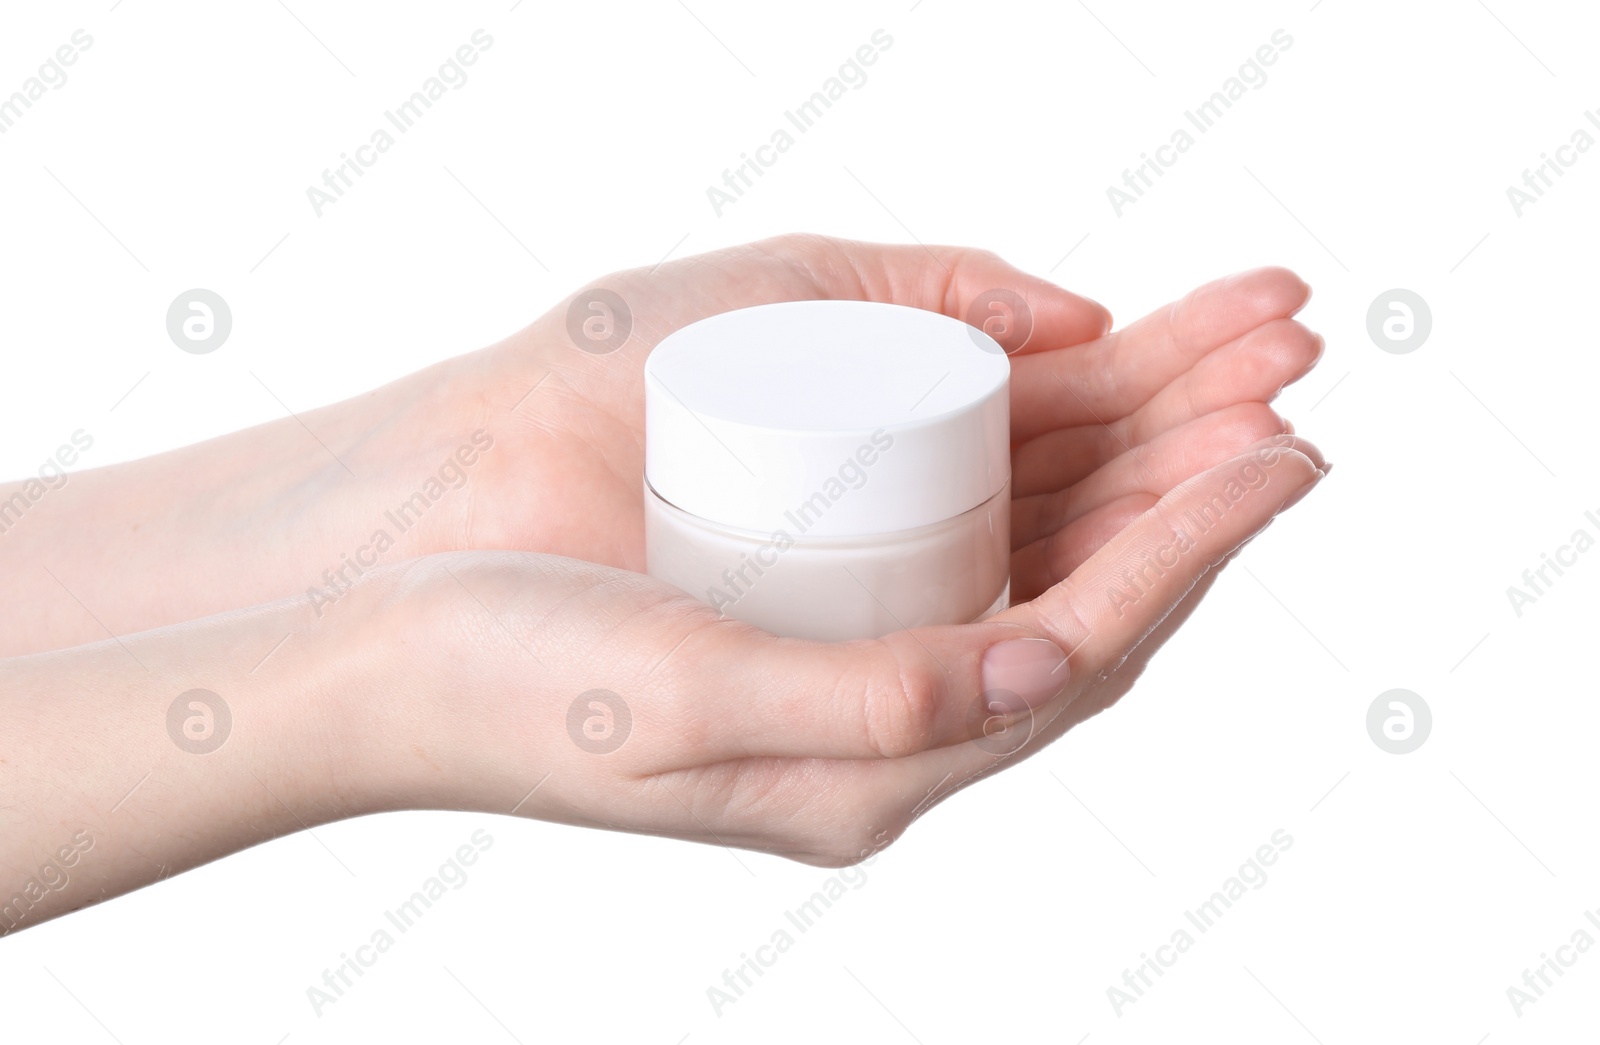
xmin=952 ymin=244 xmax=1000 ymax=267
xmin=1035 ymin=577 xmax=1097 ymax=653
xmin=1228 ymin=400 xmax=1284 ymax=437
xmin=766 ymin=231 xmax=837 ymax=258
xmin=856 ymin=651 xmax=946 ymax=759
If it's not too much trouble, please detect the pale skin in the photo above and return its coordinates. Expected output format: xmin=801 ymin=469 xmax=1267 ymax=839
xmin=0 ymin=234 xmax=1327 ymax=935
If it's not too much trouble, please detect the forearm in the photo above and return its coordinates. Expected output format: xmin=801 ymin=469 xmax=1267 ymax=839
xmin=0 ymin=353 xmax=491 ymax=658
xmin=0 ymin=565 xmax=407 ymax=936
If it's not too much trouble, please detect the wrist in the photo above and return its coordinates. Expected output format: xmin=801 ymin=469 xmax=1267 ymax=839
xmin=284 ymin=568 xmax=443 ymax=819
xmin=335 ymin=553 xmax=571 ymax=821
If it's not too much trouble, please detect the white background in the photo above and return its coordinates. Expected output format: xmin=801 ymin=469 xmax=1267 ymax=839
xmin=2 ymin=0 xmax=1596 ymax=1041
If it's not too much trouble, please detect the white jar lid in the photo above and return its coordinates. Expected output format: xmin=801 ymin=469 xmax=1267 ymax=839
xmin=643 ymin=300 xmax=1010 ymax=537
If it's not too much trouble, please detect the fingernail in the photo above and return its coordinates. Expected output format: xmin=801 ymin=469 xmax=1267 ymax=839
xmin=981 ymin=638 xmax=1070 ymax=714
xmin=1278 ymin=469 xmax=1326 ymax=512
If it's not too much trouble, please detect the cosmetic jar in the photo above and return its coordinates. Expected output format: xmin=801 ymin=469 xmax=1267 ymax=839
xmin=643 ymin=300 xmax=1010 ymax=642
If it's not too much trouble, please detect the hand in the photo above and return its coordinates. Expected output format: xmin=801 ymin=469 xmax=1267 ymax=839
xmin=2 ymin=235 xmax=1322 ymax=656
xmin=0 ymin=430 xmax=1321 ymax=934
xmin=384 ymin=431 xmax=1325 ymax=865
xmin=468 ymin=236 xmax=1323 ymax=603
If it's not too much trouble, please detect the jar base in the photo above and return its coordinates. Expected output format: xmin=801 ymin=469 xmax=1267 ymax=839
xmin=645 ymin=478 xmax=1012 ymax=642
xmin=972 ymin=583 xmax=1011 ymax=622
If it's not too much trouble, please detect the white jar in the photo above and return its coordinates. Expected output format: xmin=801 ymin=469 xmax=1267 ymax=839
xmin=643 ymin=300 xmax=1010 ymax=642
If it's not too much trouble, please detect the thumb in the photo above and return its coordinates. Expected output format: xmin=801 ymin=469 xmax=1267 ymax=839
xmin=672 ymin=436 xmax=1323 ymax=764
xmin=781 ymin=234 xmax=1112 ymax=353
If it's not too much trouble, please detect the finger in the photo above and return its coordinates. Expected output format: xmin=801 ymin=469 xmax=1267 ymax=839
xmin=666 ymin=437 xmax=1321 ymax=765
xmin=1012 ymin=402 xmax=1297 ymax=539
xmin=858 ymin=546 xmax=1249 ymax=841
xmin=1008 ymin=319 xmax=1320 ymax=494
xmin=1000 ymin=436 xmax=1325 ymax=676
xmin=717 ymin=456 xmax=1323 ymax=861
xmin=806 ymin=235 xmax=1113 ymax=350
xmin=970 ymin=527 xmax=1264 ymax=789
xmin=901 ymin=442 xmax=1324 ymax=798
xmin=1009 ymin=493 xmax=1155 ymax=604
xmin=1009 ymin=267 xmax=1310 ymax=443
xmin=654 ymin=620 xmax=1051 ymax=765
xmin=1026 ymin=532 xmax=1251 ymax=742
xmin=711 ymin=552 xmax=1242 ymax=863
xmin=1119 ymin=318 xmax=1324 ymax=447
